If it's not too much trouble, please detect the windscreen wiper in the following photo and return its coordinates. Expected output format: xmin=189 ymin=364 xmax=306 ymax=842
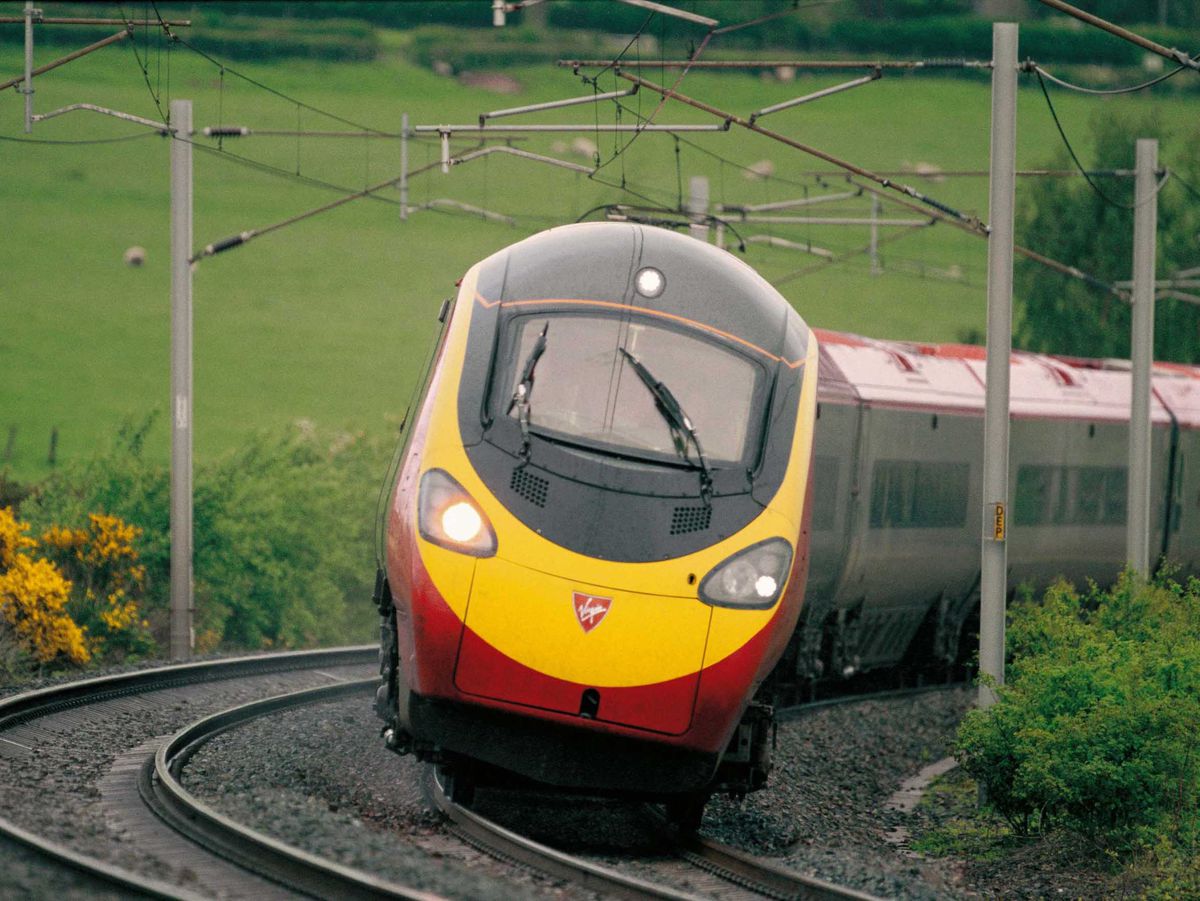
xmin=508 ymin=322 xmax=548 ymax=461
xmin=618 ymin=347 xmax=713 ymax=504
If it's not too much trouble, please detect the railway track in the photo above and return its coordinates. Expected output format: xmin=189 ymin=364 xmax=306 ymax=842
xmin=146 ymin=676 xmax=438 ymax=899
xmin=1 ymin=651 xmax=939 ymax=899
xmin=0 ymin=647 xmax=428 ymax=899
xmin=430 ymin=755 xmax=886 ymax=901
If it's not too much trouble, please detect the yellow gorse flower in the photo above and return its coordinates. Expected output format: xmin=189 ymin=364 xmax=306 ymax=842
xmin=0 ymin=553 xmax=90 ymax=665
xmin=0 ymin=506 xmax=38 ymax=569
xmin=41 ymin=525 xmax=86 ymax=553
xmin=2 ymin=505 xmax=152 ymax=669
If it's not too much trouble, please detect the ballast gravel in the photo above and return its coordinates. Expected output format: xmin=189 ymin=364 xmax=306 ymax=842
xmin=184 ymin=685 xmax=983 ymax=900
xmin=182 ymin=698 xmax=582 ymax=899
xmin=0 ymin=662 xmax=376 ymax=895
xmin=4 ymin=661 xmax=1089 ymax=900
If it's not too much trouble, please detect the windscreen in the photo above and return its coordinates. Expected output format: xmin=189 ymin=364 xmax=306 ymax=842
xmin=503 ymin=313 xmax=762 ymax=465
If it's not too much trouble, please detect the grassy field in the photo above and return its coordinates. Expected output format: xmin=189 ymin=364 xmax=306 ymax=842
xmin=2 ymin=30 xmax=1193 ymax=481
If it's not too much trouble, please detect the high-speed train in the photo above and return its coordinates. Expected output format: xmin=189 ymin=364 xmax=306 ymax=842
xmin=374 ymin=220 xmax=1200 ymax=819
xmin=375 ymin=222 xmax=819 ymax=821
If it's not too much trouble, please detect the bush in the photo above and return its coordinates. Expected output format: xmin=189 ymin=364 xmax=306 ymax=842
xmin=0 ymin=11 xmax=379 ymax=63
xmin=0 ymin=507 xmax=90 ymax=668
xmin=40 ymin=513 xmax=155 ymax=661
xmin=956 ymin=573 xmax=1200 ymax=854
xmin=186 ymin=17 xmax=379 ymax=63
xmin=407 ymin=24 xmax=608 ymax=72
xmin=20 ymin=415 xmax=384 ymax=655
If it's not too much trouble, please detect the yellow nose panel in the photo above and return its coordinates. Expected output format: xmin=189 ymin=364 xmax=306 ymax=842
xmin=457 ymin=556 xmax=711 ymax=687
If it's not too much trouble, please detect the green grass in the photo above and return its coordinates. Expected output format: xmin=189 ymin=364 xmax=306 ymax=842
xmin=2 ymin=34 xmax=1194 ymax=480
xmin=909 ymin=767 xmax=1019 ymax=861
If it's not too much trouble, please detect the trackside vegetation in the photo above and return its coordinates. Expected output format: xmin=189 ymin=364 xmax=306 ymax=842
xmin=951 ymin=574 xmax=1200 ymax=891
xmin=0 ymin=417 xmax=384 ymax=678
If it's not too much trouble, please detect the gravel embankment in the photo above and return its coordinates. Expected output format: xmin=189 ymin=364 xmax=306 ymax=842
xmin=6 ymin=663 xmax=1087 ymax=900
xmin=707 ymin=688 xmax=975 ymax=899
xmin=0 ymin=663 xmax=375 ymax=894
xmin=0 ymin=833 xmax=142 ymax=900
xmin=183 ymin=696 xmax=589 ymax=899
xmin=187 ymin=686 xmax=981 ymax=900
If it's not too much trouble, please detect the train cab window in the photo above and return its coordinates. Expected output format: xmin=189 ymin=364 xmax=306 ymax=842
xmin=868 ymin=460 xmax=969 ymax=529
xmin=500 ymin=313 xmax=764 ymax=466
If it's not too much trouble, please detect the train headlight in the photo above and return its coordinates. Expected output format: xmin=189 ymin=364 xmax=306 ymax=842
xmin=442 ymin=502 xmax=483 ymax=543
xmin=418 ymin=469 xmax=497 ymax=557
xmin=698 ymin=538 xmax=792 ymax=609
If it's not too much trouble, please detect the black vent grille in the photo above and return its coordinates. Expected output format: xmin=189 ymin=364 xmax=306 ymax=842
xmin=670 ymin=505 xmax=711 ymax=535
xmin=510 ymin=468 xmax=549 ymax=507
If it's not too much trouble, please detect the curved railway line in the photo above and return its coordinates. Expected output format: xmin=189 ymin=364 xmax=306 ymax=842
xmin=0 ymin=649 xmax=937 ymax=899
xmin=0 ymin=647 xmax=392 ymax=898
xmin=432 ymin=771 xmax=884 ymax=900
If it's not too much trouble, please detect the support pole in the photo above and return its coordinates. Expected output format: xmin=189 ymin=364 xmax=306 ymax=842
xmin=687 ymin=176 xmax=709 ymax=243
xmin=979 ymin=23 xmax=1017 ymax=709
xmin=170 ymin=99 xmax=194 ymax=661
xmin=1127 ymin=138 xmax=1158 ymax=577
xmin=399 ymin=112 xmax=409 ymax=221
xmin=23 ymin=1 xmax=34 ymax=133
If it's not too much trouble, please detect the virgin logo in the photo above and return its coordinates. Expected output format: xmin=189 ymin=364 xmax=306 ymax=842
xmin=573 ymin=592 xmax=612 ymax=633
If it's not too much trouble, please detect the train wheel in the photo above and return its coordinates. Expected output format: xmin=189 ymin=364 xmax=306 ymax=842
xmin=439 ymin=763 xmax=476 ymax=806
xmin=665 ymin=792 xmax=708 ymax=834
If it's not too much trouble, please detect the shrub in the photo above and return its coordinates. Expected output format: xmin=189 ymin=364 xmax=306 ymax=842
xmin=956 ymin=573 xmax=1200 ymax=854
xmin=40 ymin=514 xmax=155 ymax=661
xmin=21 ymin=416 xmax=384 ymax=655
xmin=407 ymin=24 xmax=609 ymax=72
xmin=0 ymin=507 xmax=90 ymax=668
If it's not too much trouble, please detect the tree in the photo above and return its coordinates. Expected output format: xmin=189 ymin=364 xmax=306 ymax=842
xmin=1015 ymin=110 xmax=1200 ymax=364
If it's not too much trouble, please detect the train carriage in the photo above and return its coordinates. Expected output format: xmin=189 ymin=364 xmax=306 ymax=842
xmin=778 ymin=332 xmax=1198 ymax=700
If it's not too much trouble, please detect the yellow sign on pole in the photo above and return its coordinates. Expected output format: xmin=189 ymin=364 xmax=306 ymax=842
xmin=993 ymin=502 xmax=1006 ymax=541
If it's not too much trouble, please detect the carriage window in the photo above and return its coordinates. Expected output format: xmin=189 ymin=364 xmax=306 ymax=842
xmin=503 ymin=314 xmax=763 ymax=466
xmin=869 ymin=460 xmax=969 ymax=528
xmin=1015 ymin=464 xmax=1127 ymax=526
xmin=811 ymin=455 xmax=840 ymax=531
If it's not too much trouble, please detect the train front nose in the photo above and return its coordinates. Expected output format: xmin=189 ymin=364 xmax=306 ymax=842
xmin=452 ymin=555 xmax=711 ymax=735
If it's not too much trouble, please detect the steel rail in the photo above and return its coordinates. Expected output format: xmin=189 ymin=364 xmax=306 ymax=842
xmin=0 ymin=646 xmax=375 ymax=896
xmin=148 ymin=678 xmax=441 ymax=900
xmin=642 ymin=806 xmax=884 ymax=901
xmin=643 ymin=684 xmax=961 ymax=900
xmin=428 ymin=772 xmax=702 ymax=900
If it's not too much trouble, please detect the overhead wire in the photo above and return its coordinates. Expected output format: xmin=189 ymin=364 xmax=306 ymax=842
xmin=0 ymin=130 xmax=160 ymax=144
xmin=591 ymin=14 xmax=716 ymax=178
xmin=119 ymin=1 xmax=169 ymax=124
xmin=1030 ymin=58 xmax=1196 ymax=95
xmin=98 ymin=1 xmax=1149 ymax=301
xmin=771 ymin=220 xmax=931 ymax=285
xmin=712 ymin=0 xmax=844 ymax=36
xmin=185 ymin=137 xmax=400 ymax=208
xmin=149 ymin=6 xmax=389 ymax=136
xmin=586 ymin=12 xmax=661 ymax=176
xmin=1033 ymin=67 xmax=1170 ymax=211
